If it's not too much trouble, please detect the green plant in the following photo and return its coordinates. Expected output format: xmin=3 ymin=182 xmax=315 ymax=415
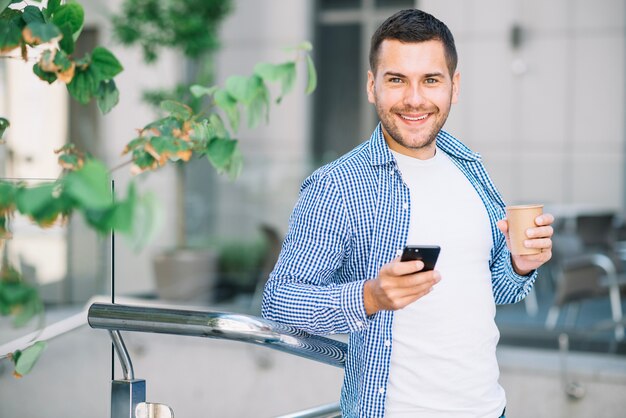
xmin=0 ymin=0 xmax=316 ymax=376
xmin=216 ymin=238 xmax=267 ymax=294
xmin=111 ymin=0 xmax=232 ymax=64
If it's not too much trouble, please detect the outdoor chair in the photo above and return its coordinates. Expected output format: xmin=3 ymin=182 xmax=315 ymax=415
xmin=575 ymin=212 xmax=616 ymax=252
xmin=545 ymin=253 xmax=625 ymax=341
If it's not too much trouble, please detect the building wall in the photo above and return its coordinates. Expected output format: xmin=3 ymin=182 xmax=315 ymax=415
xmin=421 ymin=0 xmax=626 ymax=210
xmin=210 ymin=0 xmax=626 ymax=247
xmin=206 ymin=0 xmax=314 ymax=241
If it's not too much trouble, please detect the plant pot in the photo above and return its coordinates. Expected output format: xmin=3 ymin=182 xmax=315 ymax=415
xmin=152 ymin=248 xmax=218 ymax=303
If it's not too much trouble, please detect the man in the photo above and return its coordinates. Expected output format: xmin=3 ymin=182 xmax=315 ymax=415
xmin=262 ymin=9 xmax=554 ymax=418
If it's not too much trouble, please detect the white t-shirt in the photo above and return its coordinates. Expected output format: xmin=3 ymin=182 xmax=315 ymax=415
xmin=385 ymin=148 xmax=506 ymax=418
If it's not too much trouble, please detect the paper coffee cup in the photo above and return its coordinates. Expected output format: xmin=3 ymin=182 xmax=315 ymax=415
xmin=505 ymin=204 xmax=544 ymax=255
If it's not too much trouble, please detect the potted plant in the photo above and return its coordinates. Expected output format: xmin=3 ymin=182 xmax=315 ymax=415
xmin=0 ymin=0 xmax=316 ymax=375
xmin=110 ymin=0 xmax=233 ymax=303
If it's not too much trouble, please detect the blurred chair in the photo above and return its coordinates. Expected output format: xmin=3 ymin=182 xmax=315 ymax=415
xmin=575 ymin=212 xmax=616 ymax=252
xmin=545 ymin=253 xmax=624 ymax=341
xmin=249 ymin=224 xmax=283 ymax=315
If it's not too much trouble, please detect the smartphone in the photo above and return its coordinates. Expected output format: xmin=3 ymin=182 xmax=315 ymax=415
xmin=400 ymin=245 xmax=441 ymax=271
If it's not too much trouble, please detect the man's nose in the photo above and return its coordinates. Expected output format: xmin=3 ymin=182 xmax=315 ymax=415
xmin=403 ymin=84 xmax=426 ymax=108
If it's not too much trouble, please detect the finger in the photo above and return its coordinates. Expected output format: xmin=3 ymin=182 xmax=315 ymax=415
xmin=526 ymin=225 xmax=554 ymax=239
xmin=395 ymin=270 xmax=441 ymax=289
xmin=387 ymin=259 xmax=425 ymax=276
xmin=523 ymin=238 xmax=553 ymax=250
xmin=497 ymin=219 xmax=508 ymax=234
xmin=535 ymin=213 xmax=555 ymax=226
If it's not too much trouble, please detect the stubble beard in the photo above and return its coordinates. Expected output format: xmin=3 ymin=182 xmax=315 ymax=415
xmin=375 ymin=102 xmax=451 ymax=152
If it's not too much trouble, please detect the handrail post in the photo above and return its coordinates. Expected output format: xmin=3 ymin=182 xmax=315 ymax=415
xmin=108 ymin=329 xmax=145 ymax=418
xmin=111 ymin=379 xmax=146 ymax=418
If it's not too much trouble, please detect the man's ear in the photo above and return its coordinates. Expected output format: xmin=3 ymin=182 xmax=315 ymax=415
xmin=451 ymin=71 xmax=460 ymax=104
xmin=367 ymin=70 xmax=375 ymax=104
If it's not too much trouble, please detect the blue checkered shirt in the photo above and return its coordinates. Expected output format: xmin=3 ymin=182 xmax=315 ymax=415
xmin=262 ymin=125 xmax=537 ymax=417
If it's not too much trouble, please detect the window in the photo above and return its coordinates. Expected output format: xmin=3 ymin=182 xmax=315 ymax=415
xmin=313 ymin=0 xmax=417 ymax=164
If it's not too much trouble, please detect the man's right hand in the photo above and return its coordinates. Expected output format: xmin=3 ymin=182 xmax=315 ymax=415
xmin=363 ymin=258 xmax=441 ymax=316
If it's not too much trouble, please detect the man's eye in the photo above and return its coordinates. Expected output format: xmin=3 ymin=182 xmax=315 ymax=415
xmin=425 ymin=78 xmax=438 ymax=84
xmin=389 ymin=77 xmax=403 ymax=83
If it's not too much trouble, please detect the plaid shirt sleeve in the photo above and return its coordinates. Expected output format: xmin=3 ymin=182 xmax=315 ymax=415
xmin=261 ymin=171 xmax=370 ymax=335
xmin=490 ymin=231 xmax=538 ymax=305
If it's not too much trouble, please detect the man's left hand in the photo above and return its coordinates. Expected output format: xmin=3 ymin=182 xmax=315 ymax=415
xmin=497 ymin=213 xmax=554 ymax=276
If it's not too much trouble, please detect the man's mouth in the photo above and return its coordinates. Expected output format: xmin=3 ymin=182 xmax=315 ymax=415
xmin=398 ymin=113 xmax=429 ymax=122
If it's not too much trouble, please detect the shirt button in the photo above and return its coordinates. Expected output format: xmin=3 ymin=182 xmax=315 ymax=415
xmin=379 ymin=387 xmax=385 ymax=394
xmin=356 ymin=321 xmax=363 ymax=327
xmin=402 ymin=202 xmax=409 ymax=209
xmin=389 ymin=169 xmax=394 ymax=176
xmin=384 ymin=340 xmax=391 ymax=347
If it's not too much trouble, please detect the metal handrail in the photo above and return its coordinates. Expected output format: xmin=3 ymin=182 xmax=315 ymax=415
xmin=88 ymin=303 xmax=347 ymax=369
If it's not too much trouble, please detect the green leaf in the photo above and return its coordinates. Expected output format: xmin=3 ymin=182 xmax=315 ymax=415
xmin=0 ymin=117 xmax=9 ymax=139
xmin=51 ymin=2 xmax=83 ymax=42
xmin=207 ymin=138 xmax=237 ymax=173
xmin=52 ymin=47 xmax=72 ymax=71
xmin=24 ymin=22 xmax=61 ymax=45
xmin=14 ymin=341 xmax=46 ymax=377
xmin=63 ymin=159 xmax=112 ymax=209
xmin=0 ymin=280 xmax=32 ymax=304
xmin=208 ymin=114 xmax=228 ymax=139
xmin=58 ymin=153 xmax=79 ymax=168
xmin=22 ymin=5 xmax=45 ymax=24
xmin=57 ymin=23 xmax=74 ymax=54
xmin=96 ymin=80 xmax=120 ymax=114
xmin=15 ymin=183 xmax=56 ymax=216
xmin=246 ymin=83 xmax=270 ymax=128
xmin=107 ymin=181 xmax=136 ymax=234
xmin=254 ymin=62 xmax=296 ymax=103
xmin=82 ymin=206 xmax=114 ymax=233
xmin=131 ymin=149 xmax=156 ymax=170
xmin=190 ymin=84 xmax=217 ymax=98
xmin=128 ymin=190 xmax=161 ymax=251
xmin=213 ymin=89 xmax=239 ymax=133
xmin=0 ymin=181 xmax=16 ymax=210
xmin=225 ymin=75 xmax=264 ymax=105
xmin=44 ymin=0 xmax=62 ymax=17
xmin=305 ymin=54 xmax=317 ymax=95
xmin=149 ymin=135 xmax=178 ymax=155
xmin=160 ymin=100 xmax=192 ymax=120
xmin=226 ymin=146 xmax=243 ymax=180
xmin=33 ymin=63 xmax=57 ymax=84
xmin=91 ymin=46 xmax=123 ymax=82
xmin=0 ymin=19 xmax=21 ymax=52
xmin=67 ymin=66 xmax=97 ymax=104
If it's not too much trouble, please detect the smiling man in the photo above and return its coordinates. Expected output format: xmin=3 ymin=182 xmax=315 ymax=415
xmin=263 ymin=9 xmax=554 ymax=418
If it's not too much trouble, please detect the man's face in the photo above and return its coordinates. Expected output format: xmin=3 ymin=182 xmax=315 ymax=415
xmin=367 ymin=39 xmax=460 ymax=159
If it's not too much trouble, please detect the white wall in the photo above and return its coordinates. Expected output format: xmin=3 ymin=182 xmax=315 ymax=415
xmin=209 ymin=0 xmax=314 ymax=240
xmin=421 ymin=0 xmax=626 ymax=211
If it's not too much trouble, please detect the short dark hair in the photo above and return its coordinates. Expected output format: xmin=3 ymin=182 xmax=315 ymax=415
xmin=369 ymin=9 xmax=458 ymax=76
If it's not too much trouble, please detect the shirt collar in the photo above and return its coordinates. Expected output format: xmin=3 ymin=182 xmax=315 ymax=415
xmin=368 ymin=123 xmax=482 ymax=165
